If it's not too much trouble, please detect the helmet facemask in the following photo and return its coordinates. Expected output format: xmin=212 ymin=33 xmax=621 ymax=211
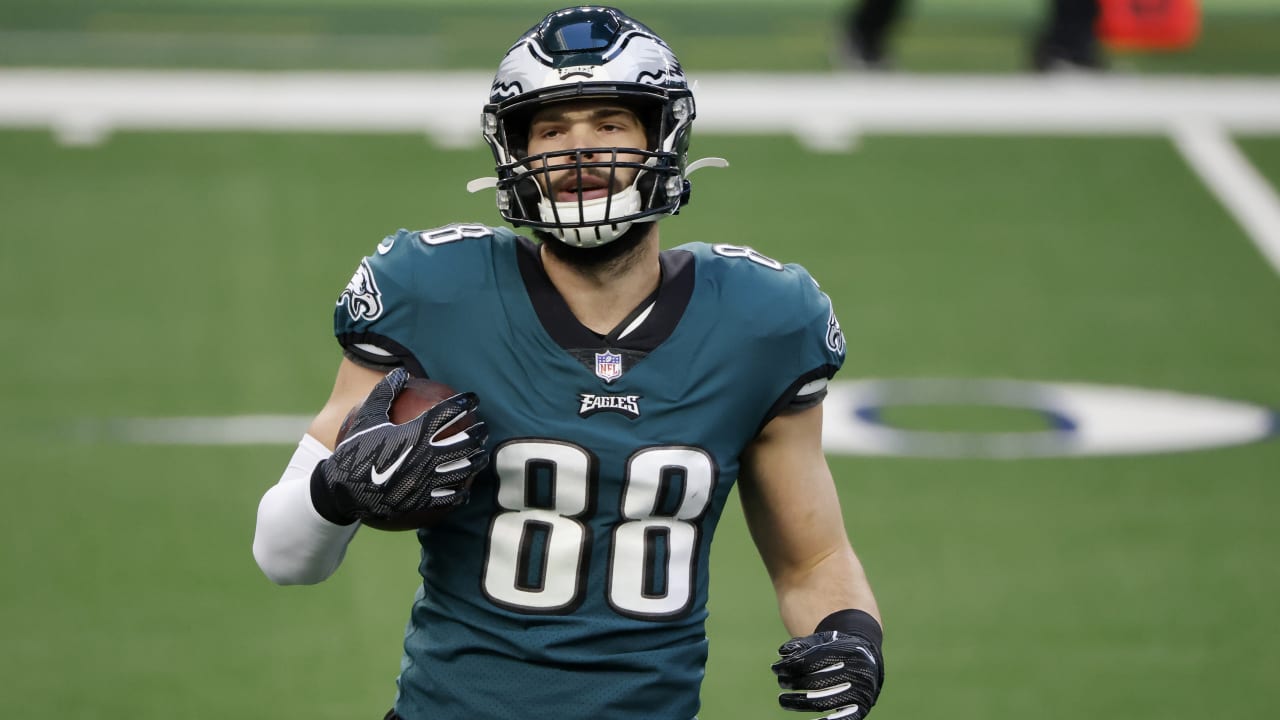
xmin=468 ymin=7 xmax=723 ymax=248
xmin=493 ymin=94 xmax=691 ymax=248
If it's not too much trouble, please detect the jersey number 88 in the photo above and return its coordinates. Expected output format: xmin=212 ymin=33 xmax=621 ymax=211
xmin=482 ymin=440 xmax=715 ymax=620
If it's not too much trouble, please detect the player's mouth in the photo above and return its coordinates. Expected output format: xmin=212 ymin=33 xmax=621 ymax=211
xmin=555 ymin=175 xmax=612 ymax=202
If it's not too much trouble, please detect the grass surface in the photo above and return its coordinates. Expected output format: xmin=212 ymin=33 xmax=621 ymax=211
xmin=2 ymin=125 xmax=1279 ymax=718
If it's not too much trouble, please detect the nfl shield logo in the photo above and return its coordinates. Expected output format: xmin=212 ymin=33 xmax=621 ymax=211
xmin=594 ymin=351 xmax=623 ymax=383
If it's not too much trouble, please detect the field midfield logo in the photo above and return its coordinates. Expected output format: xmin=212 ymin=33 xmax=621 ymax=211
xmin=821 ymin=378 xmax=1279 ymax=459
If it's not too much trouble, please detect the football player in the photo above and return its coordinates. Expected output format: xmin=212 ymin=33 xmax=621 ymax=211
xmin=253 ymin=7 xmax=885 ymax=719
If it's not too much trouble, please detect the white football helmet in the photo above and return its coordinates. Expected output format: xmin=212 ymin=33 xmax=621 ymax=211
xmin=469 ymin=6 xmax=725 ymax=248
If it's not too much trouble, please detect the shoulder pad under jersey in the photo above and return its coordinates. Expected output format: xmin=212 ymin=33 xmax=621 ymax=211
xmin=332 ymin=223 xmax=515 ymax=367
xmin=684 ymin=240 xmax=846 ymax=380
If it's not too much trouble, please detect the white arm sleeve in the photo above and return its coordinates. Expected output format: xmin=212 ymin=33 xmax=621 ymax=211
xmin=252 ymin=434 xmax=361 ymax=585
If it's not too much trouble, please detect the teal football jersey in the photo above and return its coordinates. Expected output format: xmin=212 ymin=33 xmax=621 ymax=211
xmin=332 ymin=224 xmax=846 ymax=720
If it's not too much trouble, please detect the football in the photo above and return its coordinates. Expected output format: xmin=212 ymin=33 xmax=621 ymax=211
xmin=390 ymin=376 xmax=469 ymax=426
xmin=339 ymin=376 xmax=479 ymax=532
xmin=336 ymin=376 xmax=469 ymax=444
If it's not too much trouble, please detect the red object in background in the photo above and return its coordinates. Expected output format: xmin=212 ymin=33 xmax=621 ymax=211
xmin=1097 ymin=0 xmax=1201 ymax=50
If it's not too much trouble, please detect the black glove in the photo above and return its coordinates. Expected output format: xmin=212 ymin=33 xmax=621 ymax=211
xmin=310 ymin=368 xmax=489 ymax=526
xmin=772 ymin=609 xmax=884 ymax=720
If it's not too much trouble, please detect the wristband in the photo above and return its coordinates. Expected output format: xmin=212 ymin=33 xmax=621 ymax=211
xmin=815 ymin=608 xmax=883 ymax=647
xmin=310 ymin=463 xmax=358 ymax=526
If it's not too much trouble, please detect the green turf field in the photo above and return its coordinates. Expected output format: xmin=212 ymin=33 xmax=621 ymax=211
xmin=3 ymin=1 xmax=1280 ymax=718
xmin=3 ymin=125 xmax=1279 ymax=718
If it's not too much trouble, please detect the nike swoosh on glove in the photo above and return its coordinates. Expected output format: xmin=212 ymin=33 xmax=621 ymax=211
xmin=311 ymin=368 xmax=489 ymax=526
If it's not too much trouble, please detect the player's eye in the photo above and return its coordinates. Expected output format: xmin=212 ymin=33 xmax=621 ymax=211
xmin=532 ymin=124 xmax=564 ymax=140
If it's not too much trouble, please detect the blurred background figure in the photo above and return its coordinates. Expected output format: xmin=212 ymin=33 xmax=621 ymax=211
xmin=834 ymin=0 xmax=1203 ymax=75
xmin=836 ymin=0 xmax=909 ymax=71
xmin=1095 ymin=0 xmax=1202 ymax=55
xmin=1031 ymin=0 xmax=1105 ymax=72
xmin=1033 ymin=0 xmax=1203 ymax=73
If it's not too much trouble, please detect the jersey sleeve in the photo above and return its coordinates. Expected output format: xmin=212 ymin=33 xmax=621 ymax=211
xmin=332 ymin=229 xmax=420 ymax=372
xmin=773 ymin=264 xmax=847 ymax=414
xmin=690 ymin=242 xmax=847 ymax=425
xmin=331 ymin=225 xmax=501 ymax=376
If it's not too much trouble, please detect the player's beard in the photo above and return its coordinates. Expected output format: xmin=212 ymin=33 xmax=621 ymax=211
xmin=535 ymin=222 xmax=654 ymax=274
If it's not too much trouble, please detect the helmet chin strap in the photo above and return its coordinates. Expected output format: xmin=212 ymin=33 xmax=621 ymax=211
xmin=538 ymin=184 xmax=645 ymax=248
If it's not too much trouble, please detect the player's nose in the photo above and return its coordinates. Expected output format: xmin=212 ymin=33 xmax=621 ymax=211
xmin=568 ymin=125 xmax=597 ymax=155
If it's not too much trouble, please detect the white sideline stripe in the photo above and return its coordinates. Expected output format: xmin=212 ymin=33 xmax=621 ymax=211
xmin=113 ymin=415 xmax=310 ymax=445
xmin=4 ymin=70 xmax=1278 ymax=274
xmin=1170 ymin=120 xmax=1280 ymax=277
xmin=4 ymin=70 xmax=1280 ymax=145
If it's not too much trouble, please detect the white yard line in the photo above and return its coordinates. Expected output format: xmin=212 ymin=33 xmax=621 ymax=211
xmin=110 ymin=415 xmax=310 ymax=445
xmin=1170 ymin=120 xmax=1280 ymax=277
